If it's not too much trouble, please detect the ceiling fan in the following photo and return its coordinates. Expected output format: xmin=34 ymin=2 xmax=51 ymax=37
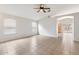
xmin=34 ymin=4 xmax=51 ymax=13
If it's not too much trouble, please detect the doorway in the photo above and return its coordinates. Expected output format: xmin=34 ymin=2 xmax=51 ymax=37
xmin=57 ymin=16 xmax=74 ymax=41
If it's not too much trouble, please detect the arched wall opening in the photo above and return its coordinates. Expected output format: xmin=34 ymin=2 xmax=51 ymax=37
xmin=57 ymin=16 xmax=74 ymax=41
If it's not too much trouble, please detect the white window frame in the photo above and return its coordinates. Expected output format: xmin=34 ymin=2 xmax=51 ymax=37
xmin=3 ymin=18 xmax=16 ymax=35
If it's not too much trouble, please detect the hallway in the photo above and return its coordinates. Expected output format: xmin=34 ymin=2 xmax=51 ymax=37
xmin=0 ymin=35 xmax=78 ymax=55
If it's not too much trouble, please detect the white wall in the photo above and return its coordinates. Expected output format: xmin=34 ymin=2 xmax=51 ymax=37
xmin=74 ymin=13 xmax=79 ymax=41
xmin=0 ymin=13 xmax=35 ymax=42
xmin=38 ymin=17 xmax=57 ymax=37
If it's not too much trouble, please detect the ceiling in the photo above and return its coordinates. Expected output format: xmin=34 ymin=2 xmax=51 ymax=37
xmin=0 ymin=4 xmax=79 ymax=20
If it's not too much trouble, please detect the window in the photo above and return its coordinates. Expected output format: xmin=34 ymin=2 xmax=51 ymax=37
xmin=4 ymin=19 xmax=16 ymax=35
xmin=32 ymin=22 xmax=37 ymax=34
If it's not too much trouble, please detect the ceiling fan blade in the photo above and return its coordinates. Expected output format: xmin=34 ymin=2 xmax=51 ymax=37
xmin=37 ymin=9 xmax=41 ymax=12
xmin=34 ymin=8 xmax=40 ymax=9
xmin=48 ymin=9 xmax=51 ymax=12
xmin=44 ymin=8 xmax=51 ymax=12
xmin=44 ymin=8 xmax=50 ymax=9
xmin=43 ymin=9 xmax=46 ymax=13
